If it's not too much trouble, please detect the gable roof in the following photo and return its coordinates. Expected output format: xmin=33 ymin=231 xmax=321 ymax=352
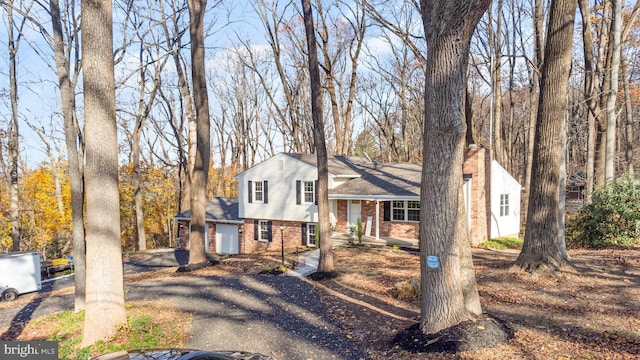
xmin=174 ymin=197 xmax=241 ymax=223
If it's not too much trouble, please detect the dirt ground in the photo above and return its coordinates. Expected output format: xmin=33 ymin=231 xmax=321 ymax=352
xmin=3 ymin=246 xmax=639 ymax=359
xmin=310 ymin=245 xmax=640 ymax=359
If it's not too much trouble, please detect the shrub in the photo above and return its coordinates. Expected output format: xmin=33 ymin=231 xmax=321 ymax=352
xmin=392 ymin=278 xmax=421 ymax=301
xmin=567 ymin=173 xmax=640 ymax=248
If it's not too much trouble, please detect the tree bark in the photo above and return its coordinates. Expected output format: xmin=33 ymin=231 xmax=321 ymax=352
xmin=7 ymin=0 xmax=21 ymax=252
xmin=621 ymin=52 xmax=634 ymax=175
xmin=186 ymin=0 xmax=210 ymax=265
xmin=50 ymin=0 xmax=85 ymax=311
xmin=516 ymin=0 xmax=577 ymax=272
xmin=81 ymin=0 xmax=126 ymax=345
xmin=301 ymin=0 xmax=333 ymax=272
xmin=419 ymin=0 xmax=488 ymax=334
xmin=605 ymin=0 xmax=622 ymax=181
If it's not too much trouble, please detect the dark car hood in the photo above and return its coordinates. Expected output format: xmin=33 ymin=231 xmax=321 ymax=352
xmin=92 ymin=349 xmax=271 ymax=360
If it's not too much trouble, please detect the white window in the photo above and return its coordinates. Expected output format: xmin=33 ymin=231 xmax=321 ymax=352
xmin=500 ymin=194 xmax=509 ymax=217
xmin=258 ymin=220 xmax=270 ymax=241
xmin=303 ymin=181 xmax=315 ymax=203
xmin=407 ymin=201 xmax=420 ymax=221
xmin=392 ymin=200 xmax=405 ymax=221
xmin=392 ymin=200 xmax=420 ymax=222
xmin=254 ymin=181 xmax=264 ymax=203
xmin=306 ymin=223 xmax=317 ymax=246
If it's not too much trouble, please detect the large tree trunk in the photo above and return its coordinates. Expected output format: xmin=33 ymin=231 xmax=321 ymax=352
xmin=187 ymin=0 xmax=210 ymax=265
xmin=81 ymin=0 xmax=126 ymax=345
xmin=419 ymin=0 xmax=488 ymax=334
xmin=515 ymin=0 xmax=577 ymax=272
xmin=301 ymin=0 xmax=333 ymax=272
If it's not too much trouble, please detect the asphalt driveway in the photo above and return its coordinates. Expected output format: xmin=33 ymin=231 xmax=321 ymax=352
xmin=0 ymin=274 xmax=369 ymax=360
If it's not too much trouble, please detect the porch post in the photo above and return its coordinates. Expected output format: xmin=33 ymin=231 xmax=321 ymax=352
xmin=375 ymin=200 xmax=380 ymax=240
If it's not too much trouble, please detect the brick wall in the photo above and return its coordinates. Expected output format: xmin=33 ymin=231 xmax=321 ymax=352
xmin=463 ymin=145 xmax=491 ymax=246
xmin=176 ymin=220 xmax=216 ymax=252
xmin=241 ymin=220 xmax=311 ymax=253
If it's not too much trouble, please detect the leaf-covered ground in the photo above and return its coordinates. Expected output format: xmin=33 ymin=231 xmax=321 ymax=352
xmin=313 ymin=245 xmax=640 ymax=359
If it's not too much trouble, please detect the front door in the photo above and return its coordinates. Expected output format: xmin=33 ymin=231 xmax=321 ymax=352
xmin=348 ymin=200 xmax=361 ymax=231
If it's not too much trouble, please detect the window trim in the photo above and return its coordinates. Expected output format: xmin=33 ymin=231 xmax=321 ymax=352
xmin=258 ymin=220 xmax=270 ymax=242
xmin=306 ymin=223 xmax=317 ymax=247
xmin=302 ymin=180 xmax=315 ymax=204
xmin=391 ymin=200 xmax=420 ymax=223
xmin=499 ymin=193 xmax=510 ymax=217
xmin=253 ymin=181 xmax=264 ymax=203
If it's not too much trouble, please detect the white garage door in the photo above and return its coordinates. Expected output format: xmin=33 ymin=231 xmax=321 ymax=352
xmin=216 ymin=224 xmax=239 ymax=254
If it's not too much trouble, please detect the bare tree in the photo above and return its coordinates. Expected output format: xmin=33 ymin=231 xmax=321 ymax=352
xmin=515 ymin=0 xmax=577 ymax=272
xmin=419 ymin=0 xmax=489 ymax=334
xmin=5 ymin=0 xmax=33 ymax=251
xmin=81 ymin=0 xmax=126 ymax=344
xmin=605 ymin=0 xmax=622 ymax=181
xmin=301 ymin=0 xmax=333 ymax=272
xmin=186 ymin=0 xmax=210 ymax=265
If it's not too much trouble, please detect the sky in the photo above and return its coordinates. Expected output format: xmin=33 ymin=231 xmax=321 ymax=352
xmin=0 ymin=0 xmax=402 ymax=169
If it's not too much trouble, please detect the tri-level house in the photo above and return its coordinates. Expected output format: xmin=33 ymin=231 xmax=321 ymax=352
xmin=175 ymin=145 xmax=522 ymax=254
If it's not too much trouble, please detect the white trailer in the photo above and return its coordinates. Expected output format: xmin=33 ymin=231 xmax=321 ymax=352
xmin=0 ymin=252 xmax=42 ymax=301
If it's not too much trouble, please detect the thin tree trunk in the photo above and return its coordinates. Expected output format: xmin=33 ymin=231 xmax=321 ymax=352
xmin=621 ymin=51 xmax=634 ymax=174
xmin=516 ymin=0 xmax=576 ymax=272
xmin=522 ymin=0 xmax=544 ymax=226
xmin=187 ymin=0 xmax=210 ymax=265
xmin=419 ymin=0 xmax=488 ymax=334
xmin=301 ymin=0 xmax=333 ymax=272
xmin=8 ymin=0 xmax=21 ymax=252
xmin=81 ymin=0 xmax=126 ymax=344
xmin=605 ymin=0 xmax=622 ymax=181
xmin=50 ymin=0 xmax=85 ymax=311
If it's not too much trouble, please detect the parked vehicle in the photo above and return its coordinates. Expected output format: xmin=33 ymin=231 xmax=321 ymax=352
xmin=0 ymin=251 xmax=42 ymax=301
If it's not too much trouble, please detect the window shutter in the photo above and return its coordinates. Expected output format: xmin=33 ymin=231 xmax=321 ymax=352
xmin=263 ymin=181 xmax=268 ymax=204
xmin=301 ymin=223 xmax=307 ymax=245
xmin=248 ymin=181 xmax=253 ymax=203
xmin=296 ymin=180 xmax=301 ymax=205
xmin=314 ymin=180 xmax=318 ymax=205
xmin=253 ymin=220 xmax=258 ymax=240
xmin=383 ymin=201 xmax=390 ymax=221
xmin=267 ymin=220 xmax=273 ymax=241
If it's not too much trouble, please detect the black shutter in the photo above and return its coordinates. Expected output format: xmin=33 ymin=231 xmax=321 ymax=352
xmin=301 ymin=223 xmax=307 ymax=245
xmin=267 ymin=220 xmax=273 ymax=241
xmin=254 ymin=220 xmax=259 ymax=240
xmin=314 ymin=180 xmax=318 ymax=205
xmin=296 ymin=180 xmax=301 ymax=205
xmin=248 ymin=181 xmax=253 ymax=203
xmin=263 ymin=181 xmax=268 ymax=204
xmin=383 ymin=201 xmax=390 ymax=221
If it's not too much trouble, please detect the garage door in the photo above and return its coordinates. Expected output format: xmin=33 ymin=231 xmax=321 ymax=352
xmin=216 ymin=224 xmax=239 ymax=254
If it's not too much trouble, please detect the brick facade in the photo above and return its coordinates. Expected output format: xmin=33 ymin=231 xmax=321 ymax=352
xmin=178 ymin=146 xmax=493 ymax=253
xmin=463 ymin=145 xmax=492 ymax=246
xmin=241 ymin=220 xmax=312 ymax=253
